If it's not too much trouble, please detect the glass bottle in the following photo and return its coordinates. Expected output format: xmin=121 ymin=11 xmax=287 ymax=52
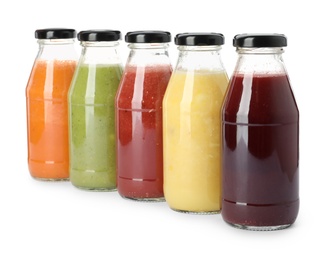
xmin=68 ymin=30 xmax=123 ymax=191
xmin=163 ymin=33 xmax=229 ymax=213
xmin=116 ymin=31 xmax=172 ymax=201
xmin=222 ymin=33 xmax=299 ymax=230
xmin=26 ymin=28 xmax=78 ymax=181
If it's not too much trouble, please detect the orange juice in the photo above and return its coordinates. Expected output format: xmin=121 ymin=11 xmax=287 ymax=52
xmin=26 ymin=60 xmax=76 ymax=180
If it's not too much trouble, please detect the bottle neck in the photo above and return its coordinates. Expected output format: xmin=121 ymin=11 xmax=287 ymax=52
xmin=79 ymin=41 xmax=122 ymax=65
xmin=125 ymin=43 xmax=171 ymax=67
xmin=234 ymin=47 xmax=287 ymax=75
xmin=36 ymin=39 xmax=77 ymax=61
xmin=175 ymin=45 xmax=225 ymax=72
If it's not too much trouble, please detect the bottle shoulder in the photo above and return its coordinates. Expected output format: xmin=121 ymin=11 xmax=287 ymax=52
xmin=223 ymin=73 xmax=299 ymax=124
xmin=26 ymin=60 xmax=76 ymax=99
xmin=69 ymin=63 xmax=123 ymax=104
xmin=116 ymin=64 xmax=172 ymax=109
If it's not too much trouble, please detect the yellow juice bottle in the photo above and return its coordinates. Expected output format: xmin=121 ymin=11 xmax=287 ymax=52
xmin=163 ymin=33 xmax=229 ymax=214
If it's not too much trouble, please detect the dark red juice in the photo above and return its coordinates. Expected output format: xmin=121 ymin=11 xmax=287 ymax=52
xmin=222 ymin=73 xmax=299 ymax=228
xmin=116 ymin=65 xmax=172 ymax=199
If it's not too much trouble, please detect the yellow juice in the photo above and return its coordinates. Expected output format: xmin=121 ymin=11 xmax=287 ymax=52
xmin=163 ymin=70 xmax=229 ymax=213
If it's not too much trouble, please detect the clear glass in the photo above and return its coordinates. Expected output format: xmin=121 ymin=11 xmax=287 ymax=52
xmin=234 ymin=47 xmax=287 ymax=74
xmin=163 ymin=45 xmax=229 ymax=214
xmin=68 ymin=40 xmax=123 ymax=191
xmin=116 ymin=43 xmax=172 ymax=201
xmin=222 ymin=47 xmax=299 ymax=231
xmin=26 ymin=38 xmax=77 ymax=181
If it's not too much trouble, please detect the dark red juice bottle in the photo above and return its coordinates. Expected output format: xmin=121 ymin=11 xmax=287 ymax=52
xmin=116 ymin=31 xmax=172 ymax=201
xmin=222 ymin=34 xmax=299 ymax=230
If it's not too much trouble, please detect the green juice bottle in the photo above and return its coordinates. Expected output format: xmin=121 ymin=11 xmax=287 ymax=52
xmin=68 ymin=30 xmax=123 ymax=191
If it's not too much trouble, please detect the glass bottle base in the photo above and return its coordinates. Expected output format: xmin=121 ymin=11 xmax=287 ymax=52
xmin=226 ymin=222 xmax=291 ymax=231
xmin=121 ymin=195 xmax=165 ymax=202
xmin=172 ymin=208 xmax=220 ymax=215
xmin=72 ymin=185 xmax=117 ymax=192
xmin=32 ymin=176 xmax=69 ymax=182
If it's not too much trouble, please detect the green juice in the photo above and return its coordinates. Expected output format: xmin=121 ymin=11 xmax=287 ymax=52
xmin=69 ymin=64 xmax=123 ymax=190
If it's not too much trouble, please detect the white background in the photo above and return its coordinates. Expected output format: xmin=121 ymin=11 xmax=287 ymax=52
xmin=1 ymin=0 xmax=333 ymax=259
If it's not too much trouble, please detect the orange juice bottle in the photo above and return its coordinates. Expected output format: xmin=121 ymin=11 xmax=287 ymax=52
xmin=26 ymin=28 xmax=78 ymax=181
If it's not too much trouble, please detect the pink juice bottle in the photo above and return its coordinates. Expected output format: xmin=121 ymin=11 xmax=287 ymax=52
xmin=116 ymin=31 xmax=172 ymax=201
